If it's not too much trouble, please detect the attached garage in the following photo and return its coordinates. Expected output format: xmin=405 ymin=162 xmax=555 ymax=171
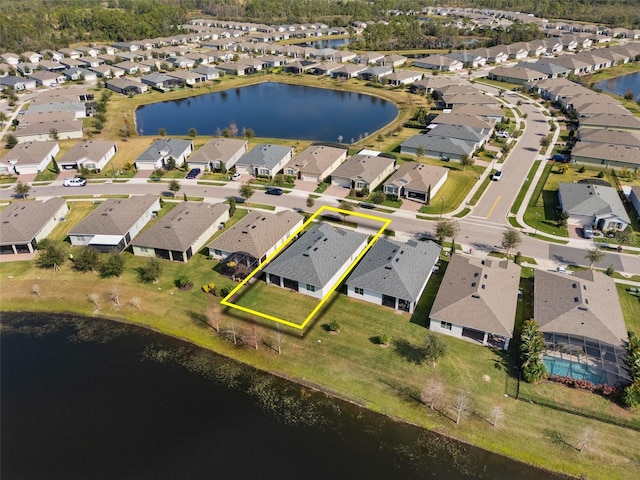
xmin=331 ymin=175 xmax=351 ymax=188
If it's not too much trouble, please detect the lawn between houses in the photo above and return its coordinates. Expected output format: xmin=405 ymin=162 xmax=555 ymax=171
xmin=1 ymin=248 xmax=640 ymax=479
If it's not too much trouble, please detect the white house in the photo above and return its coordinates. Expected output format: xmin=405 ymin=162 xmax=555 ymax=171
xmin=0 ymin=140 xmax=59 ymax=175
xmin=57 ymin=140 xmax=117 ymax=172
xmin=234 ymin=144 xmax=294 ymax=178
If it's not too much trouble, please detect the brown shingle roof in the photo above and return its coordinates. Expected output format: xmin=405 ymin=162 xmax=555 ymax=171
xmin=70 ymin=194 xmax=158 ymax=236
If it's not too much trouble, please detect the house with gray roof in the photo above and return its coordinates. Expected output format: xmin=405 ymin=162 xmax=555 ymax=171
xmin=0 ymin=198 xmax=68 ymax=255
xmin=69 ymin=194 xmax=160 ymax=252
xmin=383 ymin=163 xmax=448 ymax=203
xmin=57 ymin=140 xmax=117 ymax=172
xmin=131 ymin=202 xmax=229 ymax=262
xmin=0 ymin=141 xmax=59 ymax=175
xmin=188 ymin=137 xmax=248 ymax=171
xmin=135 ymin=139 xmax=194 ymax=171
xmin=192 ymin=65 xmax=221 ymax=80
xmin=106 ymin=78 xmax=148 ymax=95
xmin=534 ymin=269 xmax=630 ymax=386
xmin=208 ymin=210 xmax=303 ymax=278
xmin=400 ymin=134 xmax=476 ymax=161
xmin=558 ymin=182 xmax=630 ymax=231
xmin=358 ymin=65 xmax=393 ymax=82
xmin=630 ymin=186 xmax=640 ymax=219
xmin=234 ymin=143 xmax=294 ymax=178
xmin=330 ymin=153 xmax=395 ymax=192
xmin=264 ymin=222 xmax=368 ymax=299
xmin=571 ymin=142 xmax=640 ymax=170
xmin=414 ymin=55 xmax=464 ymax=71
xmin=283 ymin=144 xmax=347 ymax=183
xmin=140 ymin=72 xmax=183 ymax=90
xmin=346 ymin=238 xmax=441 ymax=313
xmin=27 ymin=101 xmax=87 ymax=119
xmin=429 ymin=255 xmax=521 ymax=349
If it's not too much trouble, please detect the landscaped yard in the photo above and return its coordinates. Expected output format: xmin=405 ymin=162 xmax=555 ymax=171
xmin=417 ymin=164 xmax=483 ymax=215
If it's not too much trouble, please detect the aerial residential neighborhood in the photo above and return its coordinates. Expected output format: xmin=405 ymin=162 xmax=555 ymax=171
xmin=1 ymin=1 xmax=640 ymax=479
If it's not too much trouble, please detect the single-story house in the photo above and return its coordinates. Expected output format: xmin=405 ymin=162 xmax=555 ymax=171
xmin=28 ymin=70 xmax=65 ymax=87
xmin=558 ymin=182 xmax=630 ymax=231
xmin=192 ymin=65 xmax=221 ymax=80
xmin=69 ymin=194 xmax=160 ymax=252
xmin=445 ymin=52 xmax=486 ymax=68
xmin=0 ymin=140 xmax=59 ymax=175
xmin=166 ymin=56 xmax=195 ymax=69
xmin=188 ymin=137 xmax=248 ymax=171
xmin=26 ymin=101 xmax=86 ymax=119
xmin=487 ymin=65 xmax=548 ymax=85
xmin=234 ymin=144 xmax=294 ymax=178
xmin=400 ymin=134 xmax=476 ymax=161
xmin=534 ymin=269 xmax=630 ymax=386
xmin=131 ymin=202 xmax=229 ymax=262
xmin=283 ymin=145 xmax=347 ymax=183
xmin=384 ymin=69 xmax=423 ymax=86
xmin=208 ymin=209 xmax=304 ymax=277
xmin=579 ymin=113 xmax=640 ymax=132
xmin=63 ymin=68 xmax=97 ymax=83
xmin=90 ymin=64 xmax=125 ymax=79
xmin=383 ymin=163 xmax=448 ymax=203
xmin=330 ymin=154 xmax=395 ymax=192
xmin=13 ymin=117 xmax=83 ymax=143
xmin=134 ymin=139 xmax=194 ymax=171
xmin=0 ymin=198 xmax=68 ymax=255
xmin=106 ymin=78 xmax=148 ymax=95
xmin=331 ymin=64 xmax=367 ymax=79
xmin=414 ymin=55 xmax=464 ymax=71
xmin=346 ymin=238 xmax=441 ymax=313
xmin=429 ymin=255 xmax=522 ymax=350
xmin=571 ymin=142 xmax=640 ymax=170
xmin=57 ymin=140 xmax=117 ymax=172
xmin=358 ymin=65 xmax=393 ymax=82
xmin=166 ymin=70 xmax=207 ymax=85
xmin=382 ymin=54 xmax=407 ymax=68
xmin=430 ymin=112 xmax=494 ymax=130
xmin=264 ymin=222 xmax=368 ymax=299
xmin=0 ymin=75 xmax=37 ymax=91
xmin=140 ymin=72 xmax=183 ymax=90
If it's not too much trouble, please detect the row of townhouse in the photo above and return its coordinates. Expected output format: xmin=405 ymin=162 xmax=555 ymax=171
xmin=3 ymin=193 xmax=631 ymax=387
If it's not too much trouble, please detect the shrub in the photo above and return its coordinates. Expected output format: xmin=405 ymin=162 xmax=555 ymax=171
xmin=328 ymin=320 xmax=341 ymax=332
xmin=138 ymin=258 xmax=162 ymax=283
xmin=219 ymin=285 xmax=232 ymax=297
xmin=378 ymin=334 xmax=389 ymax=345
xmin=202 ymin=283 xmax=216 ymax=294
xmin=578 ymin=166 xmax=586 ymax=173
xmin=597 ymin=171 xmax=605 ymax=178
xmin=175 ymin=275 xmax=190 ymax=288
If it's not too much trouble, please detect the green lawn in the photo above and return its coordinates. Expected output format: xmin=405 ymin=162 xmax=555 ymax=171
xmin=617 ymin=284 xmax=640 ymax=336
xmin=418 ymin=165 xmax=483 ymax=215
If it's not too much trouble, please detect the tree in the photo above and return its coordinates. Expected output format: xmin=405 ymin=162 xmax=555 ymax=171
xmin=5 ymin=134 xmax=18 ymax=149
xmin=491 ymin=404 xmax=504 ymax=428
xmin=73 ymin=246 xmax=101 ymax=272
xmin=32 ymin=284 xmax=41 ymax=297
xmin=273 ymin=327 xmax=285 ymax=354
xmin=416 ymin=145 xmax=425 ymax=160
xmin=585 ymin=245 xmax=605 ymax=270
xmin=369 ymin=191 xmax=385 ymax=204
xmin=435 ymin=219 xmax=459 ymax=246
xmin=239 ymin=183 xmax=254 ymax=199
xmin=452 ymin=390 xmax=470 ymax=425
xmin=100 ymin=250 xmax=124 ymax=278
xmin=577 ymin=426 xmax=596 ymax=453
xmin=49 ymin=128 xmax=59 ymax=140
xmin=158 ymin=127 xmax=167 ymax=136
xmin=188 ymin=127 xmax=197 ymax=138
xmin=615 ymin=226 xmax=634 ymax=252
xmin=14 ymin=181 xmax=31 ymax=199
xmin=624 ymin=88 xmax=634 ymax=101
xmin=107 ymin=285 xmax=121 ymax=306
xmin=423 ymin=332 xmax=447 ymax=367
xmin=168 ymin=179 xmax=181 ymax=197
xmin=420 ymin=377 xmax=445 ymax=410
xmin=520 ymin=319 xmax=547 ymax=383
xmin=306 ymin=195 xmax=315 ymax=208
xmin=36 ymin=239 xmax=66 ymax=270
xmin=51 ymin=159 xmax=60 ymax=174
xmin=151 ymin=168 xmax=165 ymax=179
xmin=228 ymin=196 xmax=236 ymax=216
xmin=244 ymin=128 xmax=255 ymax=139
xmin=460 ymin=154 xmax=474 ymax=172
xmin=557 ymin=210 xmax=569 ymax=228
xmin=165 ymin=156 xmax=176 ymax=170
xmin=229 ymin=120 xmax=238 ymax=137
xmin=138 ymin=257 xmax=163 ymax=283
xmin=88 ymin=293 xmax=100 ymax=307
xmin=501 ymin=227 xmax=522 ymax=258
xmin=338 ymin=200 xmax=355 ymax=223
xmin=426 ymin=184 xmax=431 ymax=205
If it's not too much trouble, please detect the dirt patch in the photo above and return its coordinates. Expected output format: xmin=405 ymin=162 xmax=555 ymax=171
xmin=178 ymin=283 xmax=194 ymax=291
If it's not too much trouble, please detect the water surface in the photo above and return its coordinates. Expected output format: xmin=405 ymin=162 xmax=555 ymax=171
xmin=594 ymin=71 xmax=640 ymax=99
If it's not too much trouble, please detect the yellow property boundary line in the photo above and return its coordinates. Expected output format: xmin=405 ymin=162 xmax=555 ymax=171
xmin=220 ymin=205 xmax=391 ymax=330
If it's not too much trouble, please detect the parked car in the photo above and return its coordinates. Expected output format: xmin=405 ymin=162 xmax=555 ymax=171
xmin=231 ymin=172 xmax=242 ymax=181
xmin=495 ymin=131 xmax=509 ymax=138
xmin=185 ymin=168 xmax=201 ymax=179
xmin=265 ymin=187 xmax=283 ymax=196
xmin=491 ymin=171 xmax=502 ymax=181
xmin=63 ymin=177 xmax=87 ymax=187
xmin=551 ymin=153 xmax=570 ymax=163
xmin=583 ymin=225 xmax=594 ymax=239
xmin=359 ymin=202 xmax=375 ymax=209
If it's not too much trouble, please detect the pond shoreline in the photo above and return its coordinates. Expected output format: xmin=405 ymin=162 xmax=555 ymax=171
xmin=2 ymin=309 xmax=573 ymax=480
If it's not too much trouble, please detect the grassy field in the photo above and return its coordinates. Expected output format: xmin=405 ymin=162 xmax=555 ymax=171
xmin=417 ymin=164 xmax=483 ymax=215
xmin=1 ymin=248 xmax=639 ymax=479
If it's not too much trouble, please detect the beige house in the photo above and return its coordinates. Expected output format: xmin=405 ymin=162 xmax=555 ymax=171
xmin=57 ymin=140 xmax=117 ymax=172
xmin=330 ymin=154 xmax=395 ymax=192
xmin=131 ymin=202 xmax=229 ymax=262
xmin=534 ymin=270 xmax=630 ymax=386
xmin=383 ymin=163 xmax=448 ymax=204
xmin=188 ymin=137 xmax=248 ymax=171
xmin=0 ymin=198 xmax=68 ymax=254
xmin=0 ymin=140 xmax=59 ymax=175
xmin=429 ymin=255 xmax=521 ymax=349
xmin=283 ymin=144 xmax=347 ymax=183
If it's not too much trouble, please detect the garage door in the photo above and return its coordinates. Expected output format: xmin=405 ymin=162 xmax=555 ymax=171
xmin=331 ymin=176 xmax=350 ymax=188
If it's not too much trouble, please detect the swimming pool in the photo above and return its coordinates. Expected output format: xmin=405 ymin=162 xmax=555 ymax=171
xmin=543 ymin=356 xmax=606 ymax=384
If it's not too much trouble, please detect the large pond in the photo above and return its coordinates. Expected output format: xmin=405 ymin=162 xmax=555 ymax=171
xmin=593 ymin=71 xmax=640 ymax=100
xmin=135 ymin=82 xmax=397 ymax=143
xmin=1 ymin=313 xmax=566 ymax=480
xmin=304 ymin=37 xmax=351 ymax=49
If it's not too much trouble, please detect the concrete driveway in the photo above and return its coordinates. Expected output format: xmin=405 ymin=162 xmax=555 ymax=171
xmin=323 ymin=184 xmax=349 ymax=198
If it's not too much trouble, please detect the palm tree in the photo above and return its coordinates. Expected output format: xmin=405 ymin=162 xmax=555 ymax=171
xmin=584 ymin=245 xmax=604 ymax=270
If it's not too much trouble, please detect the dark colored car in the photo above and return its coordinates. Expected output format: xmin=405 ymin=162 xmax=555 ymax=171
xmin=186 ymin=168 xmax=201 ymax=179
xmin=359 ymin=202 xmax=375 ymax=209
xmin=551 ymin=154 xmax=570 ymax=163
xmin=265 ymin=187 xmax=283 ymax=196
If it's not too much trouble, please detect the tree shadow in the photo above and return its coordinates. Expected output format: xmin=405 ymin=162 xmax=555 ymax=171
xmin=544 ymin=429 xmax=577 ymax=451
xmin=380 ymin=378 xmax=422 ymax=405
xmin=393 ymin=338 xmax=425 ymax=365
xmin=185 ymin=309 xmax=210 ymax=329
